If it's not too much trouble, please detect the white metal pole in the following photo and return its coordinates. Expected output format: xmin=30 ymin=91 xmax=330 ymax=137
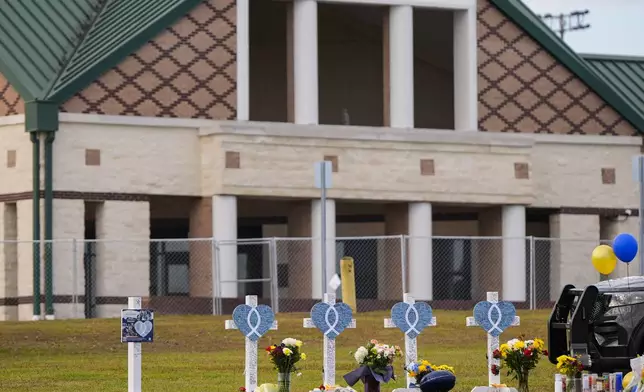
xmin=321 ymin=163 xmax=328 ymax=294
xmin=128 ymin=296 xmax=142 ymax=392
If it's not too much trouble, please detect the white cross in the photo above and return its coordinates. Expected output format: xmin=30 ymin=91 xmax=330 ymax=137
xmin=225 ymin=295 xmax=278 ymax=392
xmin=466 ymin=292 xmax=520 ymax=387
xmin=384 ymin=293 xmax=437 ymax=388
xmin=303 ymin=293 xmax=356 ymax=386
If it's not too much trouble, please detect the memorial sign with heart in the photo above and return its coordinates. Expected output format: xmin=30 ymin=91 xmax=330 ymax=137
xmin=390 ymin=301 xmax=433 ymax=339
xmin=310 ymin=302 xmax=353 ymax=339
xmin=232 ymin=304 xmax=275 ymax=342
xmin=473 ymin=300 xmax=516 ymax=337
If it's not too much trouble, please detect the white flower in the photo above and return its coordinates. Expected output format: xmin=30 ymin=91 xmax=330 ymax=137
xmin=507 ymin=338 xmax=519 ymax=348
xmin=525 ymin=340 xmax=534 ymax=347
xmin=282 ymin=338 xmax=300 ymax=347
xmin=354 ymin=346 xmax=368 ymax=364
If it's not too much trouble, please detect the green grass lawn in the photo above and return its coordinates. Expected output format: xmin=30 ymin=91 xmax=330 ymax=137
xmin=0 ymin=310 xmax=556 ymax=392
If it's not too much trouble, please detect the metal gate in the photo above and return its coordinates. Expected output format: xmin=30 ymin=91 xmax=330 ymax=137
xmin=213 ymin=238 xmax=278 ymax=315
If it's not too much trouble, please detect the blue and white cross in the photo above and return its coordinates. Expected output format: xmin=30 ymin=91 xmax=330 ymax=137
xmin=226 ymin=295 xmax=278 ymax=392
xmin=466 ymin=292 xmax=520 ymax=386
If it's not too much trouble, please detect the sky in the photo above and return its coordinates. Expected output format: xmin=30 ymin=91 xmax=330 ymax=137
xmin=522 ymin=0 xmax=643 ymax=57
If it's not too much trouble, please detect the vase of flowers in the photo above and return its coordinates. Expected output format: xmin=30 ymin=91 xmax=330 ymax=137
xmin=555 ymin=355 xmax=584 ymax=392
xmin=405 ymin=360 xmax=456 ymax=387
xmin=266 ymin=338 xmax=306 ymax=392
xmin=491 ymin=337 xmax=548 ymax=392
xmin=343 ymin=340 xmax=402 ymax=392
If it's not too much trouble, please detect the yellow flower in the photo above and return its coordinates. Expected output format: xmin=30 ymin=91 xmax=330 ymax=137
xmin=295 ymin=340 xmax=303 ymax=347
xmin=283 ymin=348 xmax=293 ymax=356
xmin=419 ymin=365 xmax=427 ymax=373
xmin=434 ymin=365 xmax=455 ymax=375
xmin=301 ymin=353 xmax=307 ymax=360
xmin=533 ymin=339 xmax=544 ymax=350
xmin=499 ymin=344 xmax=510 ymax=353
xmin=409 ymin=371 xmax=417 ymax=378
xmin=513 ymin=340 xmax=525 ymax=350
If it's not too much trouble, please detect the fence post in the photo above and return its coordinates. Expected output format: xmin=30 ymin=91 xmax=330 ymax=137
xmin=211 ymin=237 xmax=218 ymax=316
xmin=270 ymin=238 xmax=280 ymax=314
xmin=72 ymin=238 xmax=78 ymax=318
xmin=400 ymin=234 xmax=407 ymax=296
xmin=529 ymin=236 xmax=536 ymax=310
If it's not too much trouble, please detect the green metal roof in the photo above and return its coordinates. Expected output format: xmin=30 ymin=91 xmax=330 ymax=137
xmin=582 ymin=54 xmax=644 ymax=125
xmin=0 ymin=0 xmax=102 ymax=101
xmin=0 ymin=0 xmax=201 ymax=103
xmin=489 ymin=0 xmax=644 ymax=134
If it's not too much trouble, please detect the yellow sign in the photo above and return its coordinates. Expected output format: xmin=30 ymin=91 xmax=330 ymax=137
xmin=340 ymin=257 xmax=357 ymax=313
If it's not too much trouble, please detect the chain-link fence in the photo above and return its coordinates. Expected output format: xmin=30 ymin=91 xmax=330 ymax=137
xmin=0 ymin=235 xmax=621 ymax=320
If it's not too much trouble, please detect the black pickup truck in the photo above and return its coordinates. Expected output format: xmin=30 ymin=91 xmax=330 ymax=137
xmin=548 ymin=277 xmax=644 ymax=373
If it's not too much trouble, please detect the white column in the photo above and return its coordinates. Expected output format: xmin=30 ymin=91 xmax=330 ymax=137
xmin=293 ymin=0 xmax=318 ymax=125
xmin=213 ymin=195 xmax=238 ymax=298
xmin=236 ymin=0 xmax=250 ymax=121
xmin=408 ymin=202 xmax=432 ymax=300
xmin=389 ymin=5 xmax=414 ymax=128
xmin=453 ymin=7 xmax=477 ymax=131
xmin=502 ymin=205 xmax=526 ymax=302
xmin=311 ymin=199 xmax=336 ymax=299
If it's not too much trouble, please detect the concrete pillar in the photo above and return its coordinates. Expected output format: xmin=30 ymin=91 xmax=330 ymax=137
xmin=293 ymin=0 xmax=318 ymax=125
xmin=16 ymin=200 xmax=37 ymax=320
xmin=51 ymin=199 xmax=85 ymax=319
xmin=95 ymin=201 xmax=150 ymax=317
xmin=549 ymin=214 xmax=600 ymax=300
xmin=601 ymin=216 xmax=640 ymax=278
xmin=0 ymin=203 xmax=18 ymax=320
xmin=189 ymin=197 xmax=213 ymax=297
xmin=389 ymin=5 xmax=414 ymax=128
xmin=286 ymin=201 xmax=313 ymax=304
xmin=453 ymin=8 xmax=477 ymax=131
xmin=408 ymin=202 xmax=432 ymax=300
xmin=213 ymin=195 xmax=237 ymax=298
xmin=311 ymin=199 xmax=336 ymax=299
xmin=502 ymin=205 xmax=526 ymax=302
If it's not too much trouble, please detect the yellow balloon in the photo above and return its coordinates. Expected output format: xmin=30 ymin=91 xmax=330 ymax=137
xmin=591 ymin=245 xmax=617 ymax=275
xmin=624 ymin=371 xmax=634 ymax=388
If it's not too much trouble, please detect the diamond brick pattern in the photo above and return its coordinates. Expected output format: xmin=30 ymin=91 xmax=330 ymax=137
xmin=0 ymin=73 xmax=24 ymax=116
xmin=61 ymin=0 xmax=236 ymax=120
xmin=477 ymin=0 xmax=636 ymax=135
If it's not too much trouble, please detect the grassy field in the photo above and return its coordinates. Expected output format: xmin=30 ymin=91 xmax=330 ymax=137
xmin=0 ymin=309 xmax=556 ymax=392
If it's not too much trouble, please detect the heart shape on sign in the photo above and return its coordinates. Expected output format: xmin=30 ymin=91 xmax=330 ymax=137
xmin=134 ymin=320 xmax=152 ymax=337
xmin=473 ymin=300 xmax=516 ymax=337
xmin=390 ymin=301 xmax=433 ymax=339
xmin=310 ymin=302 xmax=353 ymax=339
xmin=232 ymin=304 xmax=275 ymax=342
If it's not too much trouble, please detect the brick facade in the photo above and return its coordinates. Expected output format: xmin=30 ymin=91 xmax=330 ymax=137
xmin=0 ymin=74 xmax=24 ymax=116
xmin=61 ymin=0 xmax=237 ymax=120
xmin=477 ymin=0 xmax=637 ymax=136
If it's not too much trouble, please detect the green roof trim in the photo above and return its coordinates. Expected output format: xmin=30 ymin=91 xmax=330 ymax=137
xmin=0 ymin=0 xmax=202 ymax=104
xmin=582 ymin=53 xmax=644 ymax=126
xmin=489 ymin=0 xmax=644 ymax=134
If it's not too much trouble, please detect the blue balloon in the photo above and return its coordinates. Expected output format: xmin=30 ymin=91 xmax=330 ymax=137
xmin=613 ymin=233 xmax=639 ymax=263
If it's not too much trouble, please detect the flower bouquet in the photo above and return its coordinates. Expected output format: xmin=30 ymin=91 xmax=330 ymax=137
xmin=343 ymin=340 xmax=402 ymax=392
xmin=555 ymin=355 xmax=584 ymax=392
xmin=266 ymin=338 xmax=306 ymax=392
xmin=405 ymin=359 xmax=456 ymax=390
xmin=491 ymin=337 xmax=548 ymax=392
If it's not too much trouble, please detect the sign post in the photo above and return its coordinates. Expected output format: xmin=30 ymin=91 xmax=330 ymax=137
xmin=315 ymin=161 xmax=333 ymax=294
xmin=121 ymin=297 xmax=154 ymax=392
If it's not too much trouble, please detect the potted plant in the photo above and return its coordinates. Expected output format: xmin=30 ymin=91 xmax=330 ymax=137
xmin=491 ymin=337 xmax=548 ymax=392
xmin=266 ymin=338 xmax=306 ymax=392
xmin=343 ymin=340 xmax=402 ymax=392
xmin=555 ymin=355 xmax=584 ymax=392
